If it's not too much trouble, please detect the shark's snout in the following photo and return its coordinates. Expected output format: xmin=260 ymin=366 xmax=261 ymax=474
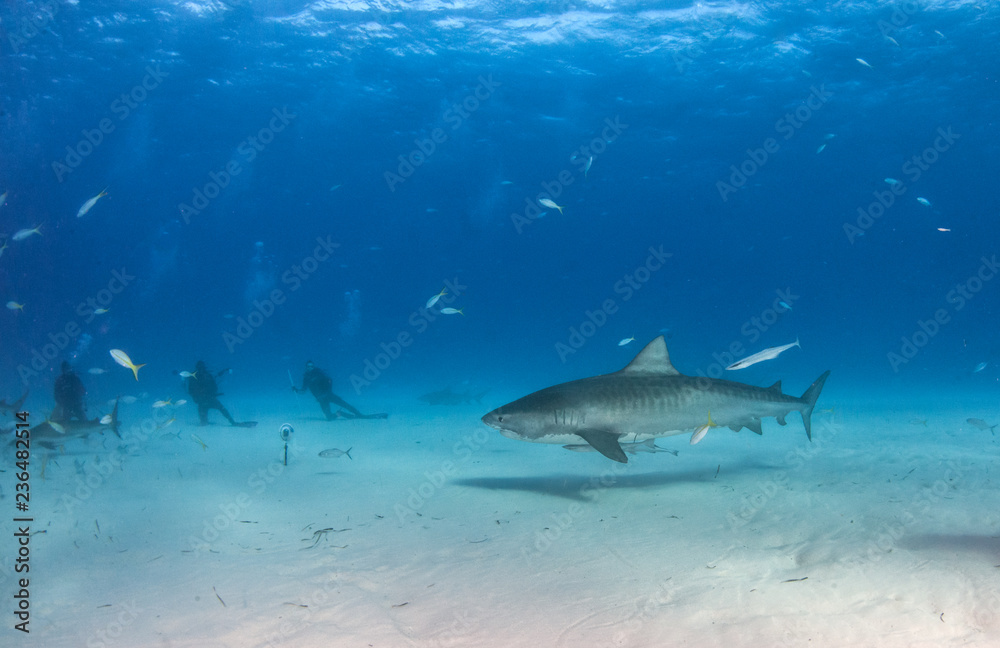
xmin=482 ymin=408 xmax=519 ymax=439
xmin=481 ymin=409 xmax=502 ymax=429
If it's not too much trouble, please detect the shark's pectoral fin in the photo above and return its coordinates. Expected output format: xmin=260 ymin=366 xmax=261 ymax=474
xmin=728 ymin=418 xmax=763 ymax=435
xmin=575 ymin=429 xmax=627 ymax=463
xmin=777 ymin=414 xmax=788 ymax=426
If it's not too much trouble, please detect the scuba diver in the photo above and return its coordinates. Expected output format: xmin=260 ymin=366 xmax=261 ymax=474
xmin=53 ymin=361 xmax=88 ymax=423
xmin=187 ymin=360 xmax=257 ymax=427
xmin=293 ymin=361 xmax=388 ymax=420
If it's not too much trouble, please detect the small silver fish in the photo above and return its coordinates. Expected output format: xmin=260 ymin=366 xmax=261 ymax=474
xmin=319 ymin=447 xmax=352 ymax=460
xmin=916 ymin=197 xmax=932 ymax=207
xmin=439 ymin=307 xmax=463 ymax=315
xmin=618 ymin=336 xmax=635 ymax=347
xmin=426 ymin=289 xmax=447 ymax=309
xmin=77 ymin=188 xmax=108 ymax=218
xmin=12 ymin=225 xmax=41 ymax=241
xmin=88 ymin=368 xmax=107 ymax=375
xmin=973 ymin=362 xmax=988 ymax=373
xmin=538 ymin=198 xmax=564 ymax=214
xmin=884 ymin=178 xmax=901 ymax=186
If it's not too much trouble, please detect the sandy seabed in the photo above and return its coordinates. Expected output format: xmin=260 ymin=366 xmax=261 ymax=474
xmin=2 ymin=391 xmax=999 ymax=648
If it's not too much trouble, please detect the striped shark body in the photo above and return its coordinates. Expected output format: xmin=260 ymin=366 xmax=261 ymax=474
xmin=481 ymin=336 xmax=829 ymax=463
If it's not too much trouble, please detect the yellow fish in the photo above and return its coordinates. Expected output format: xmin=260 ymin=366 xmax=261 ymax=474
xmin=77 ymin=187 xmax=108 ymax=218
xmin=152 ymin=399 xmax=172 ymax=408
xmin=94 ymin=307 xmax=110 ymax=315
xmin=539 ymin=198 xmax=564 ymax=214
xmin=0 ymin=240 xmax=8 ymax=259
xmin=690 ymin=412 xmax=717 ymax=445
xmin=425 ymin=289 xmax=447 ymax=309
xmin=191 ymin=434 xmax=208 ymax=451
xmin=110 ymin=348 xmax=146 ymax=381
xmin=6 ymin=301 xmax=24 ymax=312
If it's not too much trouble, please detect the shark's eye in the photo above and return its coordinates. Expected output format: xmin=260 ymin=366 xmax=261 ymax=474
xmin=497 ymin=416 xmax=504 ymax=423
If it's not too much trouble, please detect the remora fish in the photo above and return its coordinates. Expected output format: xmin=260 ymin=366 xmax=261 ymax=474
xmin=726 ymin=338 xmax=800 ymax=371
xmin=482 ymin=336 xmax=830 ymax=463
xmin=562 ymin=438 xmax=679 ymax=456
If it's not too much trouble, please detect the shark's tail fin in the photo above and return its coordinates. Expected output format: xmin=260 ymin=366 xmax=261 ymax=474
xmin=799 ymin=370 xmax=831 ymax=441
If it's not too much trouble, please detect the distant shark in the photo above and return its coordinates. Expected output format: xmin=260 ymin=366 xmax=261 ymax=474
xmin=7 ymin=397 xmax=121 ymax=450
xmin=481 ymin=336 xmax=830 ymax=463
xmin=0 ymin=389 xmax=29 ymax=415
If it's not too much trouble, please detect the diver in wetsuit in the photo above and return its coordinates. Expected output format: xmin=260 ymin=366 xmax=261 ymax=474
xmin=53 ymin=361 xmax=88 ymax=423
xmin=293 ymin=361 xmax=387 ymax=420
xmin=187 ymin=360 xmax=257 ymax=427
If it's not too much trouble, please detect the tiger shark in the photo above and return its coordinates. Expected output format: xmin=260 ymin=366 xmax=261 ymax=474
xmin=481 ymin=336 xmax=830 ymax=463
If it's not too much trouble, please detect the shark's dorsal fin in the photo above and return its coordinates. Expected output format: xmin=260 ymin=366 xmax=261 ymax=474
xmin=619 ymin=336 xmax=681 ymax=376
xmin=767 ymin=380 xmax=782 ymax=394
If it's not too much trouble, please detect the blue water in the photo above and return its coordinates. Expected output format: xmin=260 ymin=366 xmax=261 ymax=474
xmin=2 ymin=1 xmax=999 ymax=412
